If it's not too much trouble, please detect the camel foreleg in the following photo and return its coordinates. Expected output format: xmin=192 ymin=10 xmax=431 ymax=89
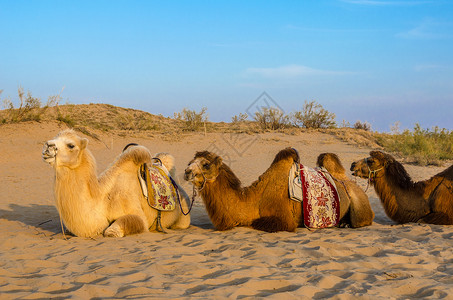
xmin=418 ymin=212 xmax=453 ymax=225
xmin=104 ymin=214 xmax=146 ymax=237
xmin=251 ymin=216 xmax=297 ymax=232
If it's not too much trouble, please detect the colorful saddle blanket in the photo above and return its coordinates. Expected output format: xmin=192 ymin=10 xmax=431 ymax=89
xmin=138 ymin=163 xmax=177 ymax=211
xmin=289 ymin=163 xmax=340 ymax=228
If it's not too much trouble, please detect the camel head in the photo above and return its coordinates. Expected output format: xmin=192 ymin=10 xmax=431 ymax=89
xmin=42 ymin=129 xmax=88 ymax=168
xmin=184 ymin=151 xmax=223 ymax=189
xmin=350 ymin=150 xmax=391 ymax=179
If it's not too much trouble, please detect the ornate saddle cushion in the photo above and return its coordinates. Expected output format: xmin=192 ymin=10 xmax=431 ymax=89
xmin=139 ymin=163 xmax=177 ymax=211
xmin=289 ymin=163 xmax=340 ymax=228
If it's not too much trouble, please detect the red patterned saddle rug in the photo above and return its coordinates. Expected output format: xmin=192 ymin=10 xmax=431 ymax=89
xmin=289 ymin=163 xmax=340 ymax=228
xmin=139 ymin=163 xmax=177 ymax=211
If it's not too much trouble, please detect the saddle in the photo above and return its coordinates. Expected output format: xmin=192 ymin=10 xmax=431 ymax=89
xmin=289 ymin=163 xmax=340 ymax=228
xmin=138 ymin=162 xmax=178 ymax=212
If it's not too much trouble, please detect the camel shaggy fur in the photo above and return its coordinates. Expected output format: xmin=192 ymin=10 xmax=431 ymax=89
xmin=184 ymin=148 xmax=374 ymax=232
xmin=42 ymin=129 xmax=190 ymax=238
xmin=351 ymin=150 xmax=453 ymax=225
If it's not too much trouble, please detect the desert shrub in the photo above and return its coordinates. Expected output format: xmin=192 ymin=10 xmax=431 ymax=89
xmin=231 ymin=112 xmax=248 ymax=124
xmin=292 ymin=100 xmax=336 ymax=129
xmin=174 ymin=107 xmax=208 ymax=131
xmin=1 ymin=87 xmax=44 ymax=122
xmin=254 ymin=107 xmax=289 ymax=130
xmin=375 ymin=123 xmax=453 ymax=165
xmin=353 ymin=120 xmax=371 ymax=131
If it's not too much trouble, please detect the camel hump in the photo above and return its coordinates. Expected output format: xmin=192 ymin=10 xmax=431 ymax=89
xmin=154 ymin=153 xmax=176 ymax=178
xmin=272 ymin=147 xmax=300 ymax=165
xmin=316 ymin=153 xmax=348 ymax=181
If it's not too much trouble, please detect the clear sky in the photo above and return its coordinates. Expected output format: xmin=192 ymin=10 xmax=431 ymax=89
xmin=1 ymin=0 xmax=452 ymax=132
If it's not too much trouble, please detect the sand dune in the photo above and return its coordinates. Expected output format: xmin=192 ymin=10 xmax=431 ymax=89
xmin=1 ymin=121 xmax=452 ymax=299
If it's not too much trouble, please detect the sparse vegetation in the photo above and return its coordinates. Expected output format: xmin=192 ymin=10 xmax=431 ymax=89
xmin=254 ymin=107 xmax=290 ymax=130
xmin=1 ymin=88 xmax=451 ymax=165
xmin=1 ymin=87 xmax=45 ymax=123
xmin=375 ymin=124 xmax=453 ymax=165
xmin=174 ymin=107 xmax=208 ymax=131
xmin=231 ymin=112 xmax=248 ymax=124
xmin=353 ymin=120 xmax=371 ymax=131
xmin=291 ymin=100 xmax=336 ymax=129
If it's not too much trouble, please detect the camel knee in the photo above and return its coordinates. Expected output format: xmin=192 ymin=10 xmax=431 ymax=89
xmin=104 ymin=215 xmax=146 ymax=237
xmin=171 ymin=212 xmax=191 ymax=229
xmin=251 ymin=216 xmax=297 ymax=232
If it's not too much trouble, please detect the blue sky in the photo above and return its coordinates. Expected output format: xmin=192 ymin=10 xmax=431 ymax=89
xmin=1 ymin=0 xmax=452 ymax=132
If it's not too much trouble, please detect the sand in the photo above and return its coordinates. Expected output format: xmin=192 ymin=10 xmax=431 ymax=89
xmin=1 ymin=121 xmax=452 ymax=299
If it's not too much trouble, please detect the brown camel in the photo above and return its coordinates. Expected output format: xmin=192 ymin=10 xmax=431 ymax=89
xmin=350 ymin=150 xmax=453 ymax=225
xmin=184 ymin=148 xmax=374 ymax=232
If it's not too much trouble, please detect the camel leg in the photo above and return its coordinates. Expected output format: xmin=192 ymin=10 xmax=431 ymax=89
xmin=344 ymin=186 xmax=374 ymax=228
xmin=418 ymin=212 xmax=453 ymax=225
xmin=251 ymin=202 xmax=298 ymax=233
xmin=251 ymin=215 xmax=297 ymax=232
xmin=104 ymin=214 xmax=146 ymax=237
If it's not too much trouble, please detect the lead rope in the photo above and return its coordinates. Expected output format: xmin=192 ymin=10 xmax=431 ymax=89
xmin=170 ymin=177 xmax=196 ymax=216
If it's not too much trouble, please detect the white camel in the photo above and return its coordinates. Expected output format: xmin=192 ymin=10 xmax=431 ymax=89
xmin=42 ymin=129 xmax=191 ymax=238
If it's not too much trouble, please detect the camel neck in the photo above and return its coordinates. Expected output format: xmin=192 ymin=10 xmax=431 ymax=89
xmin=373 ymin=173 xmax=428 ymax=223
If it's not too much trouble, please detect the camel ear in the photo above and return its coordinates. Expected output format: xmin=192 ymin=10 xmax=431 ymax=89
xmin=80 ymin=138 xmax=88 ymax=150
xmin=213 ymin=156 xmax=223 ymax=168
xmin=370 ymin=150 xmax=392 ymax=167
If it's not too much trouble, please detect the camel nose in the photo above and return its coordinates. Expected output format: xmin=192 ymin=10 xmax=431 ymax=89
xmin=43 ymin=141 xmax=56 ymax=153
xmin=350 ymin=162 xmax=356 ymax=171
xmin=184 ymin=169 xmax=192 ymax=181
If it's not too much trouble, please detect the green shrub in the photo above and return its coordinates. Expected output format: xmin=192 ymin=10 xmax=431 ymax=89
xmin=375 ymin=123 xmax=453 ymax=165
xmin=292 ymin=100 xmax=336 ymax=129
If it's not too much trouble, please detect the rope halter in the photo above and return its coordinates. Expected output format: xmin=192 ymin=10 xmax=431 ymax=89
xmin=365 ymin=157 xmax=384 ymax=191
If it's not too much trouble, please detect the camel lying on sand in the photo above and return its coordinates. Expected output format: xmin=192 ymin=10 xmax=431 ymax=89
xmin=42 ymin=129 xmax=190 ymax=238
xmin=351 ymin=150 xmax=453 ymax=225
xmin=184 ymin=148 xmax=374 ymax=232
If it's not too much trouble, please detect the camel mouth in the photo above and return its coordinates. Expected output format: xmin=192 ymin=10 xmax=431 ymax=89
xmin=42 ymin=154 xmax=56 ymax=164
xmin=183 ymin=171 xmax=195 ymax=182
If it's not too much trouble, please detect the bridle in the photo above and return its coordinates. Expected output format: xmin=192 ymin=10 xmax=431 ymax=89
xmin=190 ymin=160 xmax=219 ymax=192
xmin=365 ymin=157 xmax=384 ymax=191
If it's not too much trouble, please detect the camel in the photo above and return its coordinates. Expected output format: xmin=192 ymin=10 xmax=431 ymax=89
xmin=42 ymin=129 xmax=191 ymax=238
xmin=184 ymin=148 xmax=374 ymax=232
xmin=350 ymin=150 xmax=453 ymax=225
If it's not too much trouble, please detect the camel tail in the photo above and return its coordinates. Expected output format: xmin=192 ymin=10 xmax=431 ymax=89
xmin=251 ymin=216 xmax=296 ymax=233
xmin=272 ymin=148 xmax=300 ymax=165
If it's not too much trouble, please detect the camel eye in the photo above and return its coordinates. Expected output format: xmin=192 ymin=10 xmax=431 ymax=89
xmin=202 ymin=163 xmax=210 ymax=169
xmin=67 ymin=143 xmax=75 ymax=149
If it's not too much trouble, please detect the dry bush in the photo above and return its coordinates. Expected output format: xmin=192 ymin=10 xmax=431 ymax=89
xmin=174 ymin=107 xmax=208 ymax=131
xmin=231 ymin=112 xmax=248 ymax=124
xmin=353 ymin=120 xmax=371 ymax=131
xmin=254 ymin=107 xmax=289 ymax=130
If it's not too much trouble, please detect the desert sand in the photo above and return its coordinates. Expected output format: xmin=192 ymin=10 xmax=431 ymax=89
xmin=1 ymin=121 xmax=452 ymax=299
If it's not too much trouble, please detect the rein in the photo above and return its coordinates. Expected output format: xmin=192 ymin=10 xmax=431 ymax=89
xmin=170 ymin=176 xmax=196 ymax=216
